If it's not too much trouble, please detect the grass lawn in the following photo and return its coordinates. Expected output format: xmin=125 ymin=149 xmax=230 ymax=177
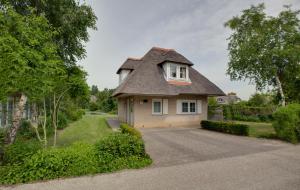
xmin=233 ymin=121 xmax=277 ymax=139
xmin=56 ymin=114 xmax=114 ymax=146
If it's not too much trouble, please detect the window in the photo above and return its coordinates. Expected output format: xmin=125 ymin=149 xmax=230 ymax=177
xmin=180 ymin=67 xmax=186 ymax=79
xmin=167 ymin=63 xmax=189 ymax=81
xmin=182 ymin=102 xmax=189 ymax=113
xmin=190 ymin=102 xmax=196 ymax=113
xmin=152 ymin=99 xmax=162 ymax=115
xmin=178 ymin=100 xmax=197 ymax=114
xmin=170 ymin=64 xmax=177 ymax=78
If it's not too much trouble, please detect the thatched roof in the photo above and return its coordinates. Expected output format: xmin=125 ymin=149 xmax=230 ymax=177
xmin=113 ymin=47 xmax=225 ymax=97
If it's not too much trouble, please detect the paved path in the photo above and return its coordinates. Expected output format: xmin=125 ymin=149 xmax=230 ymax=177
xmin=2 ymin=128 xmax=299 ymax=190
xmin=106 ymin=118 xmax=120 ymax=131
xmin=140 ymin=127 xmax=291 ymax=167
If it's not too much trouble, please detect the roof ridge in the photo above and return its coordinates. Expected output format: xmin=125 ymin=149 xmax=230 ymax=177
xmin=152 ymin=47 xmax=175 ymax=52
xmin=127 ymin=57 xmax=142 ymax=61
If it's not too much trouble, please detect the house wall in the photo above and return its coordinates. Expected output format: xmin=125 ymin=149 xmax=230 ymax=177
xmin=117 ymin=98 xmax=126 ymax=122
xmin=132 ymin=95 xmax=207 ymax=128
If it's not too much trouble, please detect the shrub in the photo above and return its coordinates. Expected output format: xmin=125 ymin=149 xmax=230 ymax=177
xmin=57 ymin=112 xmax=69 ymax=130
xmin=89 ymin=102 xmax=98 ymax=111
xmin=272 ymin=104 xmax=300 ymax=144
xmin=120 ymin=123 xmax=142 ymax=139
xmin=18 ymin=120 xmax=36 ymax=139
xmin=95 ymin=133 xmax=146 ymax=164
xmin=201 ymin=120 xmax=249 ymax=136
xmin=65 ymin=109 xmax=85 ymax=121
xmin=3 ymin=139 xmax=42 ymax=165
xmin=1 ymin=142 xmax=98 ymax=184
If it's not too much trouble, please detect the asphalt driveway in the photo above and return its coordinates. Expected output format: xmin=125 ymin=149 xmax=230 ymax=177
xmin=140 ymin=127 xmax=291 ymax=167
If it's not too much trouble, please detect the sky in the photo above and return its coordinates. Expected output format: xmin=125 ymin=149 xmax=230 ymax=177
xmin=79 ymin=0 xmax=300 ymax=100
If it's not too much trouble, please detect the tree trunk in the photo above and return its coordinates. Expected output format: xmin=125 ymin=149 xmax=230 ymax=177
xmin=7 ymin=93 xmax=27 ymax=144
xmin=275 ymin=76 xmax=286 ymax=106
xmin=52 ymin=94 xmax=57 ymax=147
xmin=42 ymin=98 xmax=47 ymax=147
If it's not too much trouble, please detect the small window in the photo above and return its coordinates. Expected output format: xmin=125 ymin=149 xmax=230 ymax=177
xmin=180 ymin=67 xmax=186 ymax=79
xmin=170 ymin=64 xmax=177 ymax=78
xmin=190 ymin=102 xmax=196 ymax=113
xmin=152 ymin=99 xmax=162 ymax=115
xmin=182 ymin=102 xmax=189 ymax=113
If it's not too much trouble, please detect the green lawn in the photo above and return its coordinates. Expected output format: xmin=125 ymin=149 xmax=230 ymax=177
xmin=234 ymin=121 xmax=277 ymax=139
xmin=56 ymin=114 xmax=114 ymax=146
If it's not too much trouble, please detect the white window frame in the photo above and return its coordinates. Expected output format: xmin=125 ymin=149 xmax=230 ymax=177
xmin=179 ymin=100 xmax=197 ymax=114
xmin=167 ymin=63 xmax=189 ymax=81
xmin=152 ymin=99 xmax=162 ymax=115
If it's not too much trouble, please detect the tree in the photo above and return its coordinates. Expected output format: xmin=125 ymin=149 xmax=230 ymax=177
xmin=225 ymin=4 xmax=300 ymax=106
xmin=247 ymin=93 xmax=273 ymax=107
xmin=2 ymin=0 xmax=97 ymax=66
xmin=91 ymin=85 xmax=99 ymax=95
xmin=0 ymin=6 xmax=63 ymax=144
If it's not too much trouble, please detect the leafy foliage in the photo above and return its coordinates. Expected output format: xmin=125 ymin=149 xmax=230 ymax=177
xmin=0 ymin=5 xmax=63 ymax=100
xmin=0 ymin=133 xmax=152 ymax=184
xmin=201 ymin=120 xmax=250 ymax=136
xmin=225 ymin=4 xmax=300 ymax=104
xmin=3 ymin=139 xmax=41 ymax=165
xmin=89 ymin=87 xmax=117 ymax=113
xmin=272 ymin=104 xmax=300 ymax=143
xmin=120 ymin=123 xmax=142 ymax=139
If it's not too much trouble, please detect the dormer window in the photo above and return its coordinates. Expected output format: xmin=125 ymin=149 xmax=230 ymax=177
xmin=179 ymin=66 xmax=186 ymax=79
xmin=163 ymin=62 xmax=190 ymax=82
xmin=170 ymin=64 xmax=177 ymax=78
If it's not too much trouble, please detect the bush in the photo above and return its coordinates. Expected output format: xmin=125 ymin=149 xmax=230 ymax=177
xmin=96 ymin=133 xmax=145 ymax=160
xmin=120 ymin=123 xmax=142 ymax=139
xmin=3 ymin=139 xmax=42 ymax=165
xmin=201 ymin=120 xmax=249 ymax=136
xmin=0 ymin=130 xmax=152 ymax=184
xmin=18 ymin=120 xmax=36 ymax=139
xmin=89 ymin=102 xmax=98 ymax=111
xmin=1 ymin=142 xmax=98 ymax=184
xmin=57 ymin=112 xmax=69 ymax=130
xmin=65 ymin=109 xmax=85 ymax=121
xmin=272 ymin=104 xmax=300 ymax=144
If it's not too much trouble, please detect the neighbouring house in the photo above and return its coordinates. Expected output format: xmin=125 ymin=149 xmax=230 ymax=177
xmin=0 ymin=97 xmax=32 ymax=128
xmin=216 ymin=92 xmax=241 ymax=105
xmin=112 ymin=47 xmax=225 ymax=128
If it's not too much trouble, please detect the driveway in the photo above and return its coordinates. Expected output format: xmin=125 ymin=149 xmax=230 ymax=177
xmin=2 ymin=127 xmax=300 ymax=190
xmin=141 ymin=127 xmax=291 ymax=167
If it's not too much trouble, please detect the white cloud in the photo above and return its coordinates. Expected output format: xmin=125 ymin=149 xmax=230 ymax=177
xmin=80 ymin=0 xmax=300 ymax=100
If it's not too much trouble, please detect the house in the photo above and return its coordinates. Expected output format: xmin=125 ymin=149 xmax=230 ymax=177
xmin=112 ymin=47 xmax=225 ymax=128
xmin=216 ymin=92 xmax=241 ymax=105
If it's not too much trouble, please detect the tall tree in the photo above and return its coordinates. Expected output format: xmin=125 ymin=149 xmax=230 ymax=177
xmin=1 ymin=0 xmax=97 ymax=66
xmin=0 ymin=6 xmax=63 ymax=144
xmin=225 ymin=4 xmax=300 ymax=106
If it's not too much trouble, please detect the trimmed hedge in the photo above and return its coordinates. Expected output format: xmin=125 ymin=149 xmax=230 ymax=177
xmin=120 ymin=123 xmax=142 ymax=139
xmin=0 ymin=132 xmax=152 ymax=184
xmin=201 ymin=120 xmax=249 ymax=136
xmin=272 ymin=104 xmax=300 ymax=144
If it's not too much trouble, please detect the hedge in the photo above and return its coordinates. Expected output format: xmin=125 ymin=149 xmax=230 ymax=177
xmin=272 ymin=104 xmax=300 ymax=144
xmin=120 ymin=123 xmax=142 ymax=139
xmin=0 ymin=133 xmax=152 ymax=185
xmin=201 ymin=120 xmax=249 ymax=136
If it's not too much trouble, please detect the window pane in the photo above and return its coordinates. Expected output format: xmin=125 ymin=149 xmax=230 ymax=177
xmin=180 ymin=67 xmax=186 ymax=79
xmin=170 ymin=64 xmax=177 ymax=78
xmin=153 ymin=102 xmax=161 ymax=113
xmin=182 ymin=102 xmax=188 ymax=112
xmin=190 ymin=102 xmax=196 ymax=113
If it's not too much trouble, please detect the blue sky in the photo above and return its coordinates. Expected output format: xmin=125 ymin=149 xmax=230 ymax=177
xmin=79 ymin=0 xmax=300 ymax=100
